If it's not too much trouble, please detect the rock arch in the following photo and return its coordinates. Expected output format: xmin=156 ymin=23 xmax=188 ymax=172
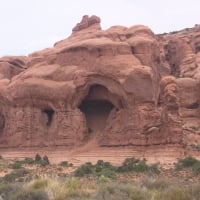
xmin=74 ymin=74 xmax=127 ymax=137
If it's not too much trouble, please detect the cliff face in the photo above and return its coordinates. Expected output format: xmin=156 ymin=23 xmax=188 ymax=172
xmin=0 ymin=16 xmax=199 ymax=156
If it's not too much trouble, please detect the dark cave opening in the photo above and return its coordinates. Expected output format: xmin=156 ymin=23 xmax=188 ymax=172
xmin=42 ymin=109 xmax=55 ymax=126
xmin=78 ymin=84 xmax=115 ymax=134
xmin=79 ymin=100 xmax=114 ymax=134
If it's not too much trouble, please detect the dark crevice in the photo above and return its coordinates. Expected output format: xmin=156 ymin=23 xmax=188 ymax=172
xmin=186 ymin=102 xmax=199 ymax=109
xmin=0 ymin=114 xmax=5 ymax=132
xmin=196 ymin=46 xmax=200 ymax=53
xmin=170 ymin=63 xmax=180 ymax=77
xmin=131 ymin=46 xmax=135 ymax=55
xmin=42 ymin=109 xmax=55 ymax=126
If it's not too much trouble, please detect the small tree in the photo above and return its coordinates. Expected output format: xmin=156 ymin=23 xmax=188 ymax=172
xmin=35 ymin=154 xmax=42 ymax=162
xmin=43 ymin=155 xmax=50 ymax=165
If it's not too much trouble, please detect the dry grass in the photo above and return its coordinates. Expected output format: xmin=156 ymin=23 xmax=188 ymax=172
xmin=0 ymin=157 xmax=200 ymax=199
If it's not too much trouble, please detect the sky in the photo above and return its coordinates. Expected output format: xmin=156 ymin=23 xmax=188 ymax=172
xmin=0 ymin=0 xmax=199 ymax=57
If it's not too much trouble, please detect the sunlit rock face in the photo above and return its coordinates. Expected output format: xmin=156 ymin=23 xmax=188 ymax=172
xmin=0 ymin=15 xmax=199 ymax=152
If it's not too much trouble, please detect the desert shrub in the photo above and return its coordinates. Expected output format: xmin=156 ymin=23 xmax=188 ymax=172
xmin=94 ymin=160 xmax=116 ymax=179
xmin=95 ymin=160 xmax=115 ymax=172
xmin=59 ymin=161 xmax=73 ymax=168
xmin=3 ymin=169 xmax=30 ymax=183
xmin=34 ymin=154 xmax=50 ymax=167
xmin=35 ymin=154 xmax=42 ymax=162
xmin=39 ymin=159 xmax=49 ymax=167
xmin=132 ymin=161 xmax=149 ymax=172
xmin=148 ymin=163 xmax=160 ymax=174
xmin=192 ymin=161 xmax=200 ymax=175
xmin=118 ymin=157 xmax=140 ymax=171
xmin=24 ymin=157 xmax=35 ymax=165
xmin=59 ymin=161 xmax=68 ymax=167
xmin=11 ymin=161 xmax=22 ymax=169
xmin=117 ymin=157 xmax=156 ymax=173
xmin=43 ymin=156 xmax=50 ymax=165
xmin=11 ymin=158 xmax=35 ymax=169
xmin=74 ymin=160 xmax=116 ymax=179
xmin=175 ymin=156 xmax=199 ymax=170
xmin=96 ymin=168 xmax=116 ymax=179
xmin=175 ymin=156 xmax=200 ymax=174
xmin=10 ymin=189 xmax=48 ymax=200
xmin=74 ymin=162 xmax=94 ymax=177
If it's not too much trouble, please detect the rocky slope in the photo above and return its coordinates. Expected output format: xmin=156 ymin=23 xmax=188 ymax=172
xmin=0 ymin=15 xmax=200 ymax=163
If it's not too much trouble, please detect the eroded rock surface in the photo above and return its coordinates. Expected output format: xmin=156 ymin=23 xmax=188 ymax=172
xmin=0 ymin=16 xmax=200 ymax=161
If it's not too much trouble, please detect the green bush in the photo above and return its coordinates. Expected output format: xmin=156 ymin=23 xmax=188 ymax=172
xmin=148 ymin=163 xmax=160 ymax=175
xmin=74 ymin=162 xmax=94 ymax=177
xmin=43 ymin=156 xmax=50 ymax=165
xmin=118 ymin=157 xmax=140 ymax=171
xmin=192 ymin=162 xmax=200 ymax=175
xmin=11 ymin=158 xmax=35 ymax=169
xmin=95 ymin=160 xmax=116 ymax=179
xmin=176 ymin=157 xmax=198 ymax=169
xmin=74 ymin=160 xmax=116 ymax=179
xmin=117 ymin=157 xmax=148 ymax=173
xmin=175 ymin=156 xmax=200 ymax=174
xmin=133 ymin=161 xmax=149 ymax=172
xmin=95 ymin=160 xmax=115 ymax=172
xmin=11 ymin=161 xmax=22 ymax=169
xmin=117 ymin=157 xmax=160 ymax=175
xmin=39 ymin=159 xmax=49 ymax=167
xmin=96 ymin=168 xmax=116 ymax=179
xmin=35 ymin=154 xmax=42 ymax=162
xmin=34 ymin=154 xmax=50 ymax=167
xmin=59 ymin=161 xmax=73 ymax=168
xmin=24 ymin=157 xmax=35 ymax=165
xmin=59 ymin=161 xmax=69 ymax=167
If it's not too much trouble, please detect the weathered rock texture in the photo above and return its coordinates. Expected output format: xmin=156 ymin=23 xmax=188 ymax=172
xmin=0 ymin=16 xmax=200 ymax=161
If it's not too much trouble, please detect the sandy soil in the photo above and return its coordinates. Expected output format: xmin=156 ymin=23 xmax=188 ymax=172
xmin=0 ymin=144 xmax=184 ymax=168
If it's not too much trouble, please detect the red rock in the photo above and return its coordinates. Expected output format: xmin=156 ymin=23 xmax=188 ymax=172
xmin=0 ymin=16 xmax=200 ymax=163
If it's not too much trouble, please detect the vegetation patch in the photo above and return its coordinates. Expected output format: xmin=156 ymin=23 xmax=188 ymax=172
xmin=59 ymin=161 xmax=73 ymax=167
xmin=2 ymin=169 xmax=30 ymax=183
xmin=117 ymin=157 xmax=160 ymax=174
xmin=175 ymin=156 xmax=200 ymax=174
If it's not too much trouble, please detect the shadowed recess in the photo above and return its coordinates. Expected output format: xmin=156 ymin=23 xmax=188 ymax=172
xmin=42 ymin=109 xmax=55 ymax=126
xmin=79 ymin=85 xmax=115 ymax=134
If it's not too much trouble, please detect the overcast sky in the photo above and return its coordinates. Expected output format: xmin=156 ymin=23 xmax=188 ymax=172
xmin=0 ymin=0 xmax=199 ymax=57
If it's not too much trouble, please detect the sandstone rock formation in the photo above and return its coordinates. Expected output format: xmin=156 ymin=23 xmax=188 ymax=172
xmin=0 ymin=16 xmax=200 ymax=163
